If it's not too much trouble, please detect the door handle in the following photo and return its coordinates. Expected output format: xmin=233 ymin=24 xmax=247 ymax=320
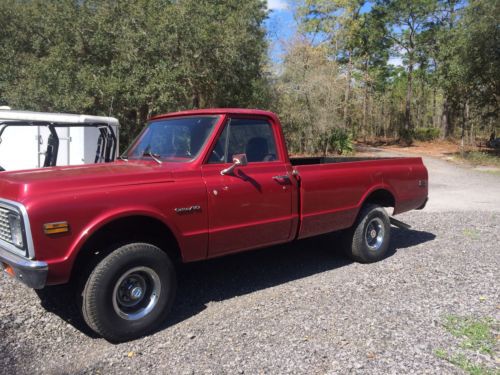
xmin=272 ymin=175 xmax=291 ymax=184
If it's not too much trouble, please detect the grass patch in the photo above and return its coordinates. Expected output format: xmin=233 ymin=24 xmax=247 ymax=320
xmin=444 ymin=316 xmax=496 ymax=355
xmin=482 ymin=169 xmax=500 ymax=175
xmin=463 ymin=228 xmax=480 ymax=240
xmin=457 ymin=151 xmax=500 ymax=167
xmin=435 ymin=315 xmax=499 ymax=375
xmin=435 ymin=350 xmax=497 ymax=375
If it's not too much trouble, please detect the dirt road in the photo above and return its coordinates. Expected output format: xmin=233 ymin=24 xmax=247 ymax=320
xmin=360 ymin=146 xmax=500 ymax=212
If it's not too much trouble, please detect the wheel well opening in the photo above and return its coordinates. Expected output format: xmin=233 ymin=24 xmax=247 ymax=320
xmin=71 ymin=216 xmax=181 ymax=284
xmin=363 ymin=189 xmax=395 ymax=210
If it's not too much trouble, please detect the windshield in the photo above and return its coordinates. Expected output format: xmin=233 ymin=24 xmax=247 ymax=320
xmin=126 ymin=116 xmax=220 ymax=162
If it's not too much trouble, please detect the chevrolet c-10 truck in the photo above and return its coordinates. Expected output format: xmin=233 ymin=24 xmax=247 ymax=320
xmin=0 ymin=109 xmax=428 ymax=341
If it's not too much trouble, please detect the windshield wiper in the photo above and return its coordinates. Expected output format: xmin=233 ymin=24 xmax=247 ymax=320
xmin=118 ymin=154 xmax=128 ymax=162
xmin=143 ymin=148 xmax=162 ymax=164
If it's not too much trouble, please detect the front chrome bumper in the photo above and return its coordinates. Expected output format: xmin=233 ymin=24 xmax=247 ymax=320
xmin=0 ymin=245 xmax=47 ymax=289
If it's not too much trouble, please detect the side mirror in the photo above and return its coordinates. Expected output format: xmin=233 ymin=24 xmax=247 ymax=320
xmin=220 ymin=153 xmax=248 ymax=175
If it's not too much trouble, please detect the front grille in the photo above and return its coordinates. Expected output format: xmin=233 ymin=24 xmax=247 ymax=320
xmin=0 ymin=207 xmax=13 ymax=244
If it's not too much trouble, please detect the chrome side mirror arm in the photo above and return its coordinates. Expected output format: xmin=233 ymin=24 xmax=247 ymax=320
xmin=220 ymin=153 xmax=248 ymax=175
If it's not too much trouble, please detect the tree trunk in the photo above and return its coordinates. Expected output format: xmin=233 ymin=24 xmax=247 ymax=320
xmin=441 ymin=96 xmax=451 ymax=138
xmin=465 ymin=101 xmax=471 ymax=146
xmin=362 ymin=60 xmax=369 ymax=141
xmin=405 ymin=62 xmax=413 ymax=131
xmin=432 ymin=87 xmax=436 ymax=128
xmin=343 ymin=53 xmax=352 ymax=129
xmin=460 ymin=100 xmax=468 ymax=155
xmin=382 ymin=102 xmax=387 ymax=141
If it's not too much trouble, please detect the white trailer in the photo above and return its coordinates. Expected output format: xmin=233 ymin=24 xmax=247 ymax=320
xmin=0 ymin=109 xmax=119 ymax=171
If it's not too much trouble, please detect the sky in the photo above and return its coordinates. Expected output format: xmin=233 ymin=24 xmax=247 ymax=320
xmin=264 ymin=0 xmax=403 ymax=66
xmin=265 ymin=0 xmax=296 ymax=63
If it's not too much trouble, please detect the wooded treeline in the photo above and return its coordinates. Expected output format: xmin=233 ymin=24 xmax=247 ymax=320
xmin=0 ymin=0 xmax=498 ymax=153
xmin=0 ymin=0 xmax=270 ymax=144
xmin=276 ymin=0 xmax=499 ymax=154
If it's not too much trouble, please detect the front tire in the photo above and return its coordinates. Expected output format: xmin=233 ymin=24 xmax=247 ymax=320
xmin=343 ymin=204 xmax=391 ymax=263
xmin=81 ymin=243 xmax=176 ymax=342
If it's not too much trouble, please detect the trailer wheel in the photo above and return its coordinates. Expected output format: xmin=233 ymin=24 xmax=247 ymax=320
xmin=343 ymin=204 xmax=391 ymax=263
xmin=81 ymin=242 xmax=176 ymax=342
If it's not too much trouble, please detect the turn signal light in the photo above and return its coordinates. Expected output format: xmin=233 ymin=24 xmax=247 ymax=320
xmin=1 ymin=262 xmax=14 ymax=277
xmin=43 ymin=221 xmax=70 ymax=235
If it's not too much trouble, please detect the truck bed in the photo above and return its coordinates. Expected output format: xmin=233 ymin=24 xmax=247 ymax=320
xmin=290 ymin=156 xmax=399 ymax=165
xmin=292 ymin=156 xmax=428 ymax=239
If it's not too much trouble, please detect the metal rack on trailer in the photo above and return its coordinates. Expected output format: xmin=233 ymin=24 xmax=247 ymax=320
xmin=0 ymin=110 xmax=119 ymax=171
xmin=0 ymin=121 xmax=117 ymax=170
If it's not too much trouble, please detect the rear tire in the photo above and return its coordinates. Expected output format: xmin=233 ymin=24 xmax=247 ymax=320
xmin=343 ymin=204 xmax=391 ymax=263
xmin=81 ymin=242 xmax=176 ymax=342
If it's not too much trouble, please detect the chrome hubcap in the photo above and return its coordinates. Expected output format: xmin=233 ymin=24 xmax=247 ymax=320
xmin=365 ymin=217 xmax=385 ymax=251
xmin=130 ymin=286 xmax=143 ymax=300
xmin=112 ymin=266 xmax=161 ymax=321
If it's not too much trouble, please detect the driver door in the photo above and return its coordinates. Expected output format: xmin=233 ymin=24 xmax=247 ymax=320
xmin=201 ymin=117 xmax=293 ymax=256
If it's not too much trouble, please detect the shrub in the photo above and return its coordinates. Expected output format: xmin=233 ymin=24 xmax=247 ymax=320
xmin=414 ymin=127 xmax=441 ymax=141
xmin=329 ymin=128 xmax=353 ymax=155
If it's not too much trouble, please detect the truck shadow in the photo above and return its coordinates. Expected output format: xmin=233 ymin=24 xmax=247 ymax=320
xmin=36 ymin=227 xmax=435 ymax=340
xmin=164 ymin=227 xmax=436 ymax=330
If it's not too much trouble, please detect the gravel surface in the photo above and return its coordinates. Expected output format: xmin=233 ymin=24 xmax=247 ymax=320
xmin=1 ymin=210 xmax=499 ymax=374
xmin=1 ymin=157 xmax=499 ymax=374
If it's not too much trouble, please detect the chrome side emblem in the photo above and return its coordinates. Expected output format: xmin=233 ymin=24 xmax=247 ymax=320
xmin=174 ymin=205 xmax=202 ymax=214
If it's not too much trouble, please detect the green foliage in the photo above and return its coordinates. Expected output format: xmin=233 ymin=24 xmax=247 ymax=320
xmin=444 ymin=315 xmax=497 ymax=355
xmin=458 ymin=151 xmax=500 ymax=168
xmin=398 ymin=128 xmax=414 ymax=145
xmin=288 ymin=0 xmax=499 ymax=145
xmin=326 ymin=128 xmax=354 ymax=155
xmin=435 ymin=350 xmax=497 ymax=375
xmin=0 ymin=0 xmax=498 ymax=154
xmin=401 ymin=124 xmax=442 ymax=144
xmin=414 ymin=127 xmax=440 ymax=141
xmin=435 ymin=315 xmax=499 ymax=375
xmin=273 ymin=41 xmax=345 ymax=155
xmin=0 ymin=0 xmax=269 ymax=148
xmin=447 ymin=0 xmax=499 ymax=117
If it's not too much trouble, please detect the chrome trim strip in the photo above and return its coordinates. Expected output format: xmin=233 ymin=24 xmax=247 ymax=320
xmin=0 ymin=198 xmax=35 ymax=259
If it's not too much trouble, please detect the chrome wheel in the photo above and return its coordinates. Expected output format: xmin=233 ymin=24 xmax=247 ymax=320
xmin=112 ymin=266 xmax=161 ymax=321
xmin=365 ymin=217 xmax=385 ymax=251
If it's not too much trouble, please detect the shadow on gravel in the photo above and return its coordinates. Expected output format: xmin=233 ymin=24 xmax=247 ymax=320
xmin=35 ymin=227 xmax=435 ymax=340
xmin=164 ymin=227 xmax=436 ymax=332
xmin=35 ymin=285 xmax=100 ymax=338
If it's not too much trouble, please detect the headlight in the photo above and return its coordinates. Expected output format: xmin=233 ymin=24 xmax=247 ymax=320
xmin=7 ymin=211 xmax=24 ymax=248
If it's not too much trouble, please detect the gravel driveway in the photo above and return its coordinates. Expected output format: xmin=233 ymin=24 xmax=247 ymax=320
xmin=1 ymin=154 xmax=499 ymax=374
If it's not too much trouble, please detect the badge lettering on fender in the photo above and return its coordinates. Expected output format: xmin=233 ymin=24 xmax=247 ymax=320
xmin=174 ymin=205 xmax=202 ymax=214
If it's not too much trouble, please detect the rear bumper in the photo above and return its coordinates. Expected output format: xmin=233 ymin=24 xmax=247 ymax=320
xmin=0 ymin=246 xmax=48 ymax=289
xmin=416 ymin=197 xmax=428 ymax=210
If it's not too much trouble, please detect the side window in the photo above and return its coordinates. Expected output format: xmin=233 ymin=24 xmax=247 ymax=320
xmin=208 ymin=118 xmax=278 ymax=163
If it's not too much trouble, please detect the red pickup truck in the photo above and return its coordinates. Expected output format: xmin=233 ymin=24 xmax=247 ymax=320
xmin=0 ymin=109 xmax=428 ymax=341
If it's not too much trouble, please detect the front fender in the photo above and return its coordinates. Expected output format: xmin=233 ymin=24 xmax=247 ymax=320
xmin=42 ymin=206 xmax=183 ymax=285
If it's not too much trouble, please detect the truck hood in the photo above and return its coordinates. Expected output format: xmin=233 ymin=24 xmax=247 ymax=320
xmin=0 ymin=162 xmax=174 ymax=202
